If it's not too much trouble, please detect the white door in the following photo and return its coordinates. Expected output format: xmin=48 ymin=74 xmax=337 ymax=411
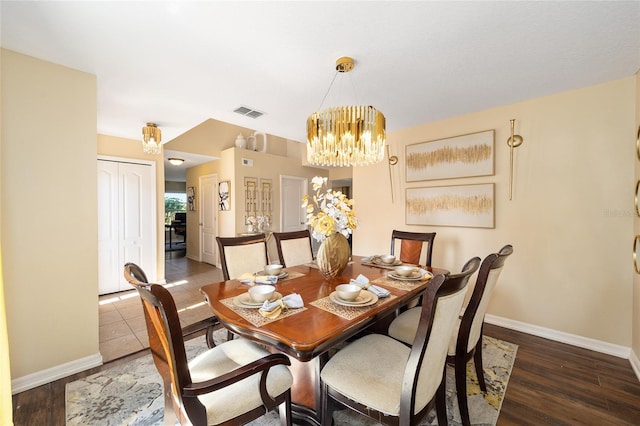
xmin=200 ymin=174 xmax=217 ymax=265
xmin=97 ymin=161 xmax=119 ymax=295
xmin=281 ymin=176 xmax=308 ymax=232
xmin=98 ymin=159 xmax=156 ymax=294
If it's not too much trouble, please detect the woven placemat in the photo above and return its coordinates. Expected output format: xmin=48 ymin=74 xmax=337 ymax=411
xmin=310 ymin=294 xmax=397 ymax=320
xmin=220 ymin=296 xmax=307 ymax=327
xmin=280 ymin=270 xmax=304 ymax=281
xmin=371 ymin=275 xmax=432 ymax=291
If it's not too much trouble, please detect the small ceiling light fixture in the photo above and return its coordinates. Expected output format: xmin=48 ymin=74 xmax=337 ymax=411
xmin=142 ymin=122 xmax=162 ymax=155
xmin=168 ymin=158 xmax=184 ymax=166
xmin=307 ymin=56 xmax=386 ymax=167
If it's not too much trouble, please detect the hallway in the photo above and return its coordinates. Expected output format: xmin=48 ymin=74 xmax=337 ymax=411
xmin=98 ymin=257 xmax=223 ymax=362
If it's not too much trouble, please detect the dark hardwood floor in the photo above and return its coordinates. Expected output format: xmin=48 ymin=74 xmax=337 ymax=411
xmin=11 ymin=259 xmax=640 ymax=425
xmin=485 ymin=324 xmax=640 ymax=426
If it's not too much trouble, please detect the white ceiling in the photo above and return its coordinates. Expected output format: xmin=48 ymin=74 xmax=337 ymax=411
xmin=2 ymin=1 xmax=639 ymax=162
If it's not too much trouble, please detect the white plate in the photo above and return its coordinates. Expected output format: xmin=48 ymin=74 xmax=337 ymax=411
xmin=233 ymin=292 xmax=283 ymax=309
xmin=329 ymin=290 xmax=378 ymax=307
xmin=387 ymin=270 xmax=433 ymax=281
xmin=256 ymin=270 xmax=289 ymax=279
xmin=372 ymin=257 xmax=402 ymax=266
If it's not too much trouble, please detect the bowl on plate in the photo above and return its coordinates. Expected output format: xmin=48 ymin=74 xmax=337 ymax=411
xmin=248 ymin=285 xmax=276 ymax=303
xmin=379 ymin=255 xmax=396 ymax=264
xmin=264 ymin=264 xmax=283 ymax=276
xmin=335 ymin=284 xmax=362 ymax=301
xmin=394 ymin=265 xmax=419 ymax=277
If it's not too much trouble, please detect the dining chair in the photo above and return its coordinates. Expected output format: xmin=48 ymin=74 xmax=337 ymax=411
xmin=272 ymin=230 xmax=314 ymax=267
xmin=319 ymin=257 xmax=481 ymax=426
xmin=390 ymin=230 xmax=437 ymax=266
xmin=124 ymin=264 xmax=294 ymax=426
xmin=216 ymin=234 xmax=269 ymax=281
xmin=123 ymin=262 xmax=219 ymax=348
xmin=387 ymin=245 xmax=513 ymax=426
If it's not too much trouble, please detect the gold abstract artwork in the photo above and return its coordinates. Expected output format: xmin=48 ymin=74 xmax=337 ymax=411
xmin=406 ymin=183 xmax=494 ymax=228
xmin=406 ymin=194 xmax=493 ymax=216
xmin=407 ymin=143 xmax=492 ymax=170
xmin=406 ymin=130 xmax=494 ymax=181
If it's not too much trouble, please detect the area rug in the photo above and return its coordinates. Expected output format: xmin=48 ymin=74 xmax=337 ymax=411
xmin=66 ymin=330 xmax=517 ymax=426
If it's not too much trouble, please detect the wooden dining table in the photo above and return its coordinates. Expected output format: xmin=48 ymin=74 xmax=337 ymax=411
xmin=199 ymin=255 xmax=449 ymax=425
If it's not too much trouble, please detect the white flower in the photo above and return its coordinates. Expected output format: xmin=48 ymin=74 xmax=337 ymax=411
xmin=302 ymin=176 xmax=357 ymax=243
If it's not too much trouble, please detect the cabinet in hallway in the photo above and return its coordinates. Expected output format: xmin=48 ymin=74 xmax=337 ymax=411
xmin=98 ymin=158 xmax=156 ymax=295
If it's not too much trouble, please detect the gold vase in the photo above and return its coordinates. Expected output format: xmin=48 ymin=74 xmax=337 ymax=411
xmin=316 ymin=233 xmax=350 ymax=279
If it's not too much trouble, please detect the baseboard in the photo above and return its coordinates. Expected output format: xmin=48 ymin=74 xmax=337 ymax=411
xmin=630 ymin=349 xmax=640 ymax=382
xmin=485 ymin=314 xmax=631 ymax=359
xmin=11 ymin=352 xmax=103 ymax=395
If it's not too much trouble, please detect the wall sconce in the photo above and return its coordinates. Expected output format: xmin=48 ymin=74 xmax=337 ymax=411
xmin=142 ymin=122 xmax=162 ymax=155
xmin=168 ymin=158 xmax=184 ymax=166
xmin=507 ymin=119 xmax=524 ymax=200
xmin=387 ymin=145 xmax=398 ymax=203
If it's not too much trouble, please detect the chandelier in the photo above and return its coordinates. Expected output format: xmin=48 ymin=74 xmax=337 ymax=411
xmin=306 ymin=57 xmax=386 ymax=167
xmin=142 ymin=122 xmax=162 ymax=155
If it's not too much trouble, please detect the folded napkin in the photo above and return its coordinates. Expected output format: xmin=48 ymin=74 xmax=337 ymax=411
xmin=259 ymin=293 xmax=304 ymax=319
xmin=350 ymin=274 xmax=390 ymax=298
xmin=238 ymin=273 xmax=278 ymax=285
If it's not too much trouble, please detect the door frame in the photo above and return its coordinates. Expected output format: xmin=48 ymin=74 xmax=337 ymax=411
xmin=279 ymin=175 xmax=308 ymax=232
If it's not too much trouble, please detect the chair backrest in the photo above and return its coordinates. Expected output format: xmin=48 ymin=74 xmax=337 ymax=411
xmin=216 ymin=234 xmax=269 ymax=280
xmin=459 ymin=245 xmax=513 ymax=354
xmin=273 ymin=230 xmax=314 ymax=267
xmin=401 ymin=256 xmax=481 ymax=421
xmin=123 ymin=263 xmax=205 ymax=424
xmin=124 ymin=262 xmax=149 ymax=284
xmin=390 ymin=230 xmax=436 ymax=266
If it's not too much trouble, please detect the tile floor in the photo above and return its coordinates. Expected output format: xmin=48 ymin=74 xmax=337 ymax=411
xmin=98 ymin=256 xmax=223 ymax=362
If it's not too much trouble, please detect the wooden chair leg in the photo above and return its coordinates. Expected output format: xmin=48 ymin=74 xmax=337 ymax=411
xmin=205 ymin=325 xmax=216 ymax=348
xmin=474 ymin=338 xmax=487 ymax=392
xmin=279 ymin=391 xmax=292 ymax=426
xmin=456 ymin=354 xmax=471 ymax=426
xmin=435 ymin=374 xmax=448 ymax=426
xmin=320 ymin=382 xmax=334 ymax=426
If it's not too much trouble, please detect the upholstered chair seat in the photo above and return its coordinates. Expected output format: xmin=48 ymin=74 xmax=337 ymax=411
xmin=320 ymin=257 xmax=480 ymax=426
xmin=189 ymin=338 xmax=293 ymax=425
xmin=387 ymin=245 xmax=513 ymax=426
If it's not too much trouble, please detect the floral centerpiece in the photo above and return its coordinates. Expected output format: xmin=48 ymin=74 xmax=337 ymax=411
xmin=302 ymin=176 xmax=357 ymax=243
xmin=302 ymin=176 xmax=356 ymax=278
xmin=246 ymin=215 xmax=270 ymax=233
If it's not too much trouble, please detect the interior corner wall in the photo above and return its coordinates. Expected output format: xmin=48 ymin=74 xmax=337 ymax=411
xmin=97 ymin=134 xmax=166 ymax=281
xmin=354 ymin=76 xmax=635 ymax=348
xmin=1 ymin=49 xmax=99 ymax=380
xmin=633 ymin=71 xmax=640 ymax=359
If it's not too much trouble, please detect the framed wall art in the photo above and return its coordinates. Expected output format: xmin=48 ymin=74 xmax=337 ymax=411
xmin=187 ymin=186 xmax=196 ymax=211
xmin=218 ymin=180 xmax=230 ymax=211
xmin=244 ymin=177 xmax=258 ymax=223
xmin=406 ymin=130 xmax=494 ymax=182
xmin=406 ymin=183 xmax=495 ymax=228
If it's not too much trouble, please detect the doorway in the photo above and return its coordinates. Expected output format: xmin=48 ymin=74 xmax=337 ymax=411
xmin=199 ymin=174 xmax=218 ymax=265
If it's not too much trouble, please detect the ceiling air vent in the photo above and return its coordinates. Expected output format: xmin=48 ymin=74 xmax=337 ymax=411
xmin=234 ymin=106 xmax=264 ymax=119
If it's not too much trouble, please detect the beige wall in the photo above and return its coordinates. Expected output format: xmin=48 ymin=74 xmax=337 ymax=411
xmin=97 ymin=134 xmax=166 ymax=280
xmin=166 ymin=118 xmax=290 ymax=158
xmin=1 ymin=49 xmax=99 ymax=378
xmin=634 ymin=71 xmax=640 ymax=358
xmin=184 ymin=147 xmax=326 ymax=263
xmin=354 ymin=76 xmax=635 ymax=347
